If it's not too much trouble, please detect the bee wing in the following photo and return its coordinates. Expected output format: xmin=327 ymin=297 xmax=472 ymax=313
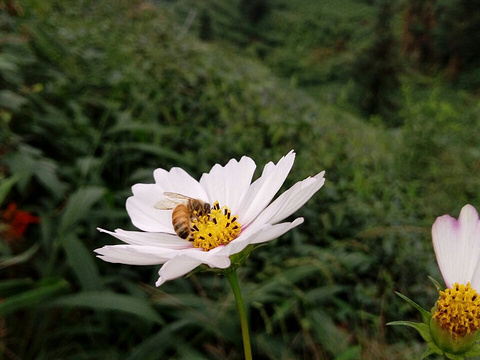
xmin=154 ymin=192 xmax=191 ymax=210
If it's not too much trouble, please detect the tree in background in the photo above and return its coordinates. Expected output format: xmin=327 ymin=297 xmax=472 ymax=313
xmin=402 ymin=0 xmax=480 ymax=80
xmin=199 ymin=9 xmax=214 ymax=41
xmin=0 ymin=0 xmax=23 ymax=17
xmin=433 ymin=0 xmax=480 ymax=78
xmin=350 ymin=0 xmax=401 ymax=126
xmin=401 ymin=0 xmax=436 ymax=65
xmin=239 ymin=0 xmax=270 ymax=25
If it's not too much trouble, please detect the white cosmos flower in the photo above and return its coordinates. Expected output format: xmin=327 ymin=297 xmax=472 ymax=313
xmin=432 ymin=204 xmax=480 ymax=290
xmin=95 ymin=150 xmax=325 ymax=286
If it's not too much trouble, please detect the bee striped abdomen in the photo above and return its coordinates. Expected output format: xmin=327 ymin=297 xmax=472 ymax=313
xmin=172 ymin=204 xmax=190 ymax=239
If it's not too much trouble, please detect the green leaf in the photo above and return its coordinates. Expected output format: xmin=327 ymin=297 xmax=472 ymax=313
xmin=34 ymin=158 xmax=68 ymax=199
xmin=127 ymin=320 xmax=191 ymax=360
xmin=178 ymin=346 xmax=212 ymax=360
xmin=120 ymin=143 xmax=194 ymax=167
xmin=0 ymin=278 xmax=34 ymax=297
xmin=106 ymin=121 xmax=173 ymax=136
xmin=387 ymin=321 xmax=432 ymax=342
xmin=0 ymin=278 xmax=69 ymax=317
xmin=333 ymin=346 xmax=362 ymax=360
xmin=0 ymin=242 xmax=41 ymax=269
xmin=310 ymin=309 xmax=350 ymax=355
xmin=0 ymin=54 xmax=19 ymax=72
xmin=63 ymin=235 xmax=104 ymax=291
xmin=50 ymin=291 xmax=164 ymax=324
xmin=3 ymin=146 xmax=67 ymax=198
xmin=0 ymin=90 xmax=27 ymax=111
xmin=0 ymin=174 xmax=22 ymax=206
xmin=58 ymin=186 xmax=105 ymax=234
xmin=395 ymin=291 xmax=432 ymax=324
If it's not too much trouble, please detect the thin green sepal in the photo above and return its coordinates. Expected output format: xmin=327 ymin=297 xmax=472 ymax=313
xmin=394 ymin=291 xmax=432 ymax=324
xmin=428 ymin=276 xmax=443 ymax=292
xmin=464 ymin=344 xmax=480 ymax=358
xmin=421 ymin=346 xmax=443 ymax=359
xmin=445 ymin=352 xmax=465 ymax=360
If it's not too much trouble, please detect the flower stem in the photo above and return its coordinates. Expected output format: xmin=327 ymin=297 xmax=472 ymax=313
xmin=225 ymin=269 xmax=253 ymax=360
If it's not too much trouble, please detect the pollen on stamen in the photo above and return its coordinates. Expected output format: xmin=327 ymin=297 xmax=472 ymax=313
xmin=433 ymin=282 xmax=480 ymax=338
xmin=187 ymin=201 xmax=241 ymax=251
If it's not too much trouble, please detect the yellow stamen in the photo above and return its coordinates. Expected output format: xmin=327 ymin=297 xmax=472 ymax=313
xmin=433 ymin=282 xmax=480 ymax=338
xmin=188 ymin=201 xmax=241 ymax=251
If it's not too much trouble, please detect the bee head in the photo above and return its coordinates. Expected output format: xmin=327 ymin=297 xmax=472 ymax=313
xmin=202 ymin=203 xmax=211 ymax=215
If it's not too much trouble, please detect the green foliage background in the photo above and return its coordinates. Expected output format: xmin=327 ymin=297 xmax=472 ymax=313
xmin=2 ymin=0 xmax=480 ymax=359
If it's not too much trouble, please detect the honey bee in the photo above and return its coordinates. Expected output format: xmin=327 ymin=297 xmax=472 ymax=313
xmin=155 ymin=192 xmax=211 ymax=239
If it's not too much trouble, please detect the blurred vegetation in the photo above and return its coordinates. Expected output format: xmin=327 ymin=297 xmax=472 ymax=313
xmin=2 ymin=0 xmax=480 ymax=359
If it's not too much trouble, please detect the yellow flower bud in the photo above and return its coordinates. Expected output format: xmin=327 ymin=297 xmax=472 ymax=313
xmin=430 ymin=282 xmax=480 ymax=354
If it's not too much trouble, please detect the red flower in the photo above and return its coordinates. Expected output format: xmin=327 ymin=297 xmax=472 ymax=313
xmin=1 ymin=203 xmax=40 ymax=240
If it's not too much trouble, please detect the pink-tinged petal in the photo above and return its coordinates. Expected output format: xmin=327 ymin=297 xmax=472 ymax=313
xmin=237 ymin=150 xmax=296 ymax=226
xmin=250 ymin=172 xmax=325 ymax=227
xmin=97 ymin=228 xmax=191 ymax=249
xmin=199 ymin=156 xmax=256 ymax=214
xmin=94 ymin=245 xmax=179 ymax=265
xmin=458 ymin=205 xmax=480 ymax=287
xmin=432 ymin=204 xmax=480 ymax=288
xmin=126 ymin=184 xmax=174 ymax=233
xmin=472 ymin=262 xmax=480 ymax=292
xmin=432 ymin=215 xmax=456 ymax=288
xmin=153 ymin=167 xmax=209 ymax=201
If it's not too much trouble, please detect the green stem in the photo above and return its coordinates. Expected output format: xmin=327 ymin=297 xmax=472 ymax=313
xmin=225 ymin=269 xmax=253 ymax=360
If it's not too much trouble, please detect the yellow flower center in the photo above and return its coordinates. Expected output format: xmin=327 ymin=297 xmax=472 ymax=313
xmin=433 ymin=282 xmax=480 ymax=338
xmin=188 ymin=201 xmax=241 ymax=251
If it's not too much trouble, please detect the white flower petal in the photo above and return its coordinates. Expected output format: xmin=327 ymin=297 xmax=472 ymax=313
xmin=126 ymin=184 xmax=174 ymax=233
xmin=153 ymin=167 xmax=209 ymax=200
xmin=167 ymin=247 xmax=231 ymax=268
xmin=432 ymin=204 xmax=480 ymax=288
xmin=199 ymin=156 xmax=256 ymax=213
xmin=249 ymin=218 xmax=304 ymax=245
xmin=213 ymin=223 xmax=267 ymax=256
xmin=237 ymin=150 xmax=295 ymax=226
xmin=156 ymin=256 xmax=203 ymax=286
xmin=97 ymin=228 xmax=191 ymax=249
xmin=126 ymin=167 xmax=210 ymax=233
xmin=216 ymin=218 xmax=304 ymax=256
xmin=156 ymin=252 xmax=231 ymax=286
xmin=250 ymin=172 xmax=325 ymax=227
xmin=97 ymin=151 xmax=325 ymax=286
xmin=95 ymin=245 xmax=179 ymax=265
